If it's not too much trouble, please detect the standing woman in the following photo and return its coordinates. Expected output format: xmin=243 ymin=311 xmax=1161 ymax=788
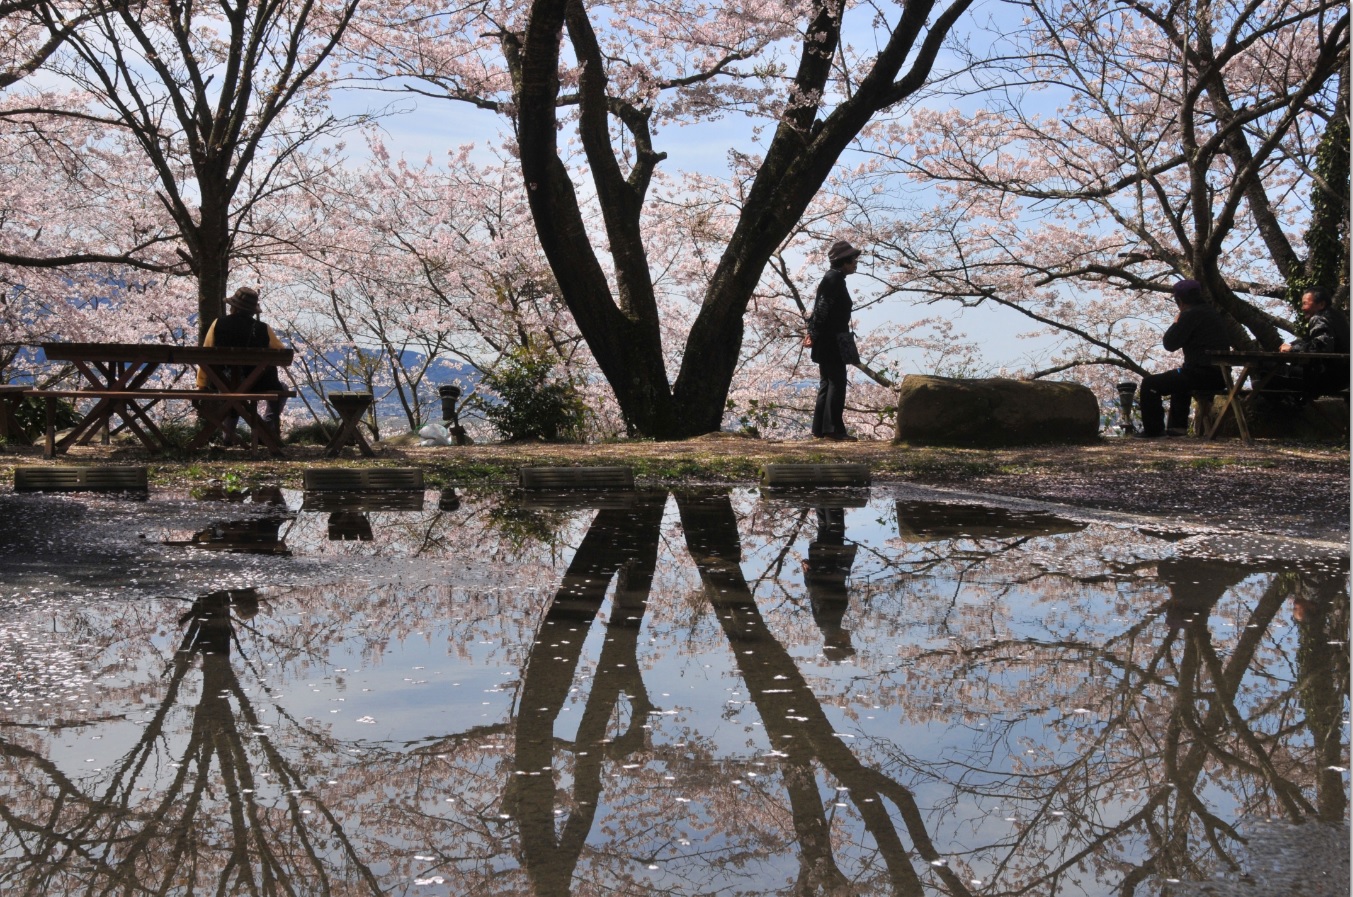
xmin=805 ymin=240 xmax=861 ymax=440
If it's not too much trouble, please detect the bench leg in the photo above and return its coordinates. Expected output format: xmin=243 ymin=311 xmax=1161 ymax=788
xmin=44 ymin=395 xmax=55 ymax=458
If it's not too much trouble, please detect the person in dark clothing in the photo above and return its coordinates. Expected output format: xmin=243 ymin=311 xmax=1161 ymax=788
xmin=196 ymin=287 xmax=288 ymax=444
xmin=1276 ymin=289 xmax=1350 ymax=392
xmin=1136 ymin=279 xmax=1232 ymax=438
xmin=805 ymin=240 xmax=861 ymax=440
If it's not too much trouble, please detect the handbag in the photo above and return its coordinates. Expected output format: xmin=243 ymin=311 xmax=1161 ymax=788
xmin=835 ymin=330 xmax=860 ymax=366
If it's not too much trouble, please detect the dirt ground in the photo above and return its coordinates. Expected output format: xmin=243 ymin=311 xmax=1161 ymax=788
xmin=1 ymin=433 xmax=1348 ymax=543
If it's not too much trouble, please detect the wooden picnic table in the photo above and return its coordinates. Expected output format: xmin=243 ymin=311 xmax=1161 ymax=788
xmin=35 ymin=341 xmax=295 ymax=457
xmin=1205 ymin=349 xmax=1350 ymax=443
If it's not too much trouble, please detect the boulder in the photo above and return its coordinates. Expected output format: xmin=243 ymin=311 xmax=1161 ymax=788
xmin=895 ymin=375 xmax=1100 ymax=447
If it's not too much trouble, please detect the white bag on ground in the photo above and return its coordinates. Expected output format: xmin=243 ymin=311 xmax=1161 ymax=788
xmin=417 ymin=422 xmax=453 ymax=446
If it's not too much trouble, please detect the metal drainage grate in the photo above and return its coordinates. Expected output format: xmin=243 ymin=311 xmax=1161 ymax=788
xmin=302 ymin=468 xmax=424 ymax=492
xmin=15 ymin=466 xmax=149 ymax=493
xmin=519 ymin=466 xmax=636 ymax=490
xmin=760 ymin=463 xmax=871 ymax=487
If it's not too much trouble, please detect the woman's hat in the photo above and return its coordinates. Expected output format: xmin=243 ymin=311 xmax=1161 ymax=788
xmin=828 ymin=240 xmax=862 ymax=264
xmin=226 ymin=287 xmax=260 ymax=313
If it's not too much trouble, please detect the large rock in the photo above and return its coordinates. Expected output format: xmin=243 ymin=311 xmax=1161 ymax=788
xmin=895 ymin=375 xmax=1100 ymax=446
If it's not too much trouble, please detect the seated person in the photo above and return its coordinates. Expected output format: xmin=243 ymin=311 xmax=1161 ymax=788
xmin=1276 ymin=288 xmax=1350 ymax=393
xmin=1137 ymin=279 xmax=1232 ymax=437
xmin=196 ymin=287 xmax=288 ymax=444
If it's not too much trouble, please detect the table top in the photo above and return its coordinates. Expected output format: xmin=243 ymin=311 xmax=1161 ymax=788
xmin=41 ymin=341 xmax=294 ymax=366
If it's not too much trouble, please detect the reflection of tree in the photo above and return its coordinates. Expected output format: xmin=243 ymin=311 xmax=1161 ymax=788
xmin=675 ymin=488 xmax=976 ymax=897
xmin=506 ymin=492 xmax=667 ymax=897
xmin=0 ymin=588 xmax=381 ymax=895
xmin=1 ymin=487 xmax=1346 ymax=896
xmin=1290 ymin=572 xmax=1349 ymax=824
xmin=881 ymin=554 xmax=1349 ymax=895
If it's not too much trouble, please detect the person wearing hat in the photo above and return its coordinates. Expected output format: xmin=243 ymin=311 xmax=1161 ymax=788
xmin=804 ymin=240 xmax=862 ymax=440
xmin=1135 ymin=279 xmax=1231 ymax=437
xmin=196 ymin=287 xmax=288 ymax=445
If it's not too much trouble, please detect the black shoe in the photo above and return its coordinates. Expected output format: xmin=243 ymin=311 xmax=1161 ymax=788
xmin=1164 ymin=427 xmax=1189 ymax=437
xmin=1131 ymin=431 xmax=1163 ymax=439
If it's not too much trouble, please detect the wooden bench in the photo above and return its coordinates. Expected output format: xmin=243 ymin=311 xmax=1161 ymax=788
xmin=1206 ymin=349 xmax=1349 ymax=443
xmin=32 ymin=388 xmax=293 ymax=456
xmin=324 ymin=391 xmax=376 ymax=457
xmin=33 ymin=342 xmax=295 ymax=456
xmin=301 ymin=467 xmax=424 ymax=513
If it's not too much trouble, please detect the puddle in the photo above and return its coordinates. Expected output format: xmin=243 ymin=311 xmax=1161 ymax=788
xmin=0 ymin=485 xmax=1346 ymax=895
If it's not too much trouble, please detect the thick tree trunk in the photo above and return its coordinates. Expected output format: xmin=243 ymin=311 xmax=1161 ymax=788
xmin=193 ymin=194 xmax=234 ymax=344
xmin=515 ymin=0 xmax=967 ymax=439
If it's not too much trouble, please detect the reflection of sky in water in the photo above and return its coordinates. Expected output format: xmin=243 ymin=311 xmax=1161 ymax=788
xmin=0 ymin=486 xmax=1346 ymax=896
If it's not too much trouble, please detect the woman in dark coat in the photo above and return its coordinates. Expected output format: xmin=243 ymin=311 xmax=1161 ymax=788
xmin=805 ymin=240 xmax=861 ymax=440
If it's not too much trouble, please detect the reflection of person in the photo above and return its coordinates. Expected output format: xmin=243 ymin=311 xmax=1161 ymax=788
xmin=189 ymin=516 xmax=290 ymax=554
xmin=1136 ymin=279 xmax=1232 ymax=438
xmin=1156 ymin=557 xmax=1247 ymax=630
xmin=1274 ymin=289 xmax=1350 ymax=393
xmin=805 ymin=240 xmax=862 ymax=441
xmin=327 ymin=511 xmax=373 ymax=541
xmin=178 ymin=588 xmax=261 ymax=656
xmin=196 ymin=287 xmax=288 ymax=445
xmin=801 ymin=507 xmax=858 ymax=661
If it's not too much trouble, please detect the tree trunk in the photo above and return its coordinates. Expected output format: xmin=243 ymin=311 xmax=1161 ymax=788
xmin=194 ymin=194 xmax=234 ymax=344
xmin=515 ymin=0 xmax=968 ymax=439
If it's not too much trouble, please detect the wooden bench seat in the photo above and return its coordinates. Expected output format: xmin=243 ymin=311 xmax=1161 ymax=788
xmin=29 ymin=387 xmax=295 ymax=457
xmin=30 ymin=388 xmax=292 ymax=401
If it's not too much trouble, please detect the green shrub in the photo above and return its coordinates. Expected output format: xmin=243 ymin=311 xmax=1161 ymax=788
xmin=479 ymin=346 xmax=587 ymax=443
xmin=285 ymin=420 xmax=340 ymax=445
xmin=13 ymin=395 xmax=79 ymax=439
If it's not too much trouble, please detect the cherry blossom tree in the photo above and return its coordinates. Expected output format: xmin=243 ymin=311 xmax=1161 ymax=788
xmin=868 ymin=0 xmax=1348 ymax=384
xmin=255 ymin=137 xmax=597 ymax=434
xmin=33 ymin=0 xmax=366 ymax=340
xmin=0 ymin=100 xmax=193 ymax=382
xmin=349 ymin=0 xmax=976 ymax=438
xmin=0 ymin=0 xmax=96 ymax=90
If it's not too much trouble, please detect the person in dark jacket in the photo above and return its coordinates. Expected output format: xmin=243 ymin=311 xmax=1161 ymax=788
xmin=805 ymin=240 xmax=861 ymax=440
xmin=1277 ymin=289 xmax=1350 ymax=392
xmin=1136 ymin=279 xmax=1232 ymax=437
xmin=196 ymin=287 xmax=288 ymax=444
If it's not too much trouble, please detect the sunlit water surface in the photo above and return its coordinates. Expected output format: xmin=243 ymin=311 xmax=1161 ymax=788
xmin=0 ymin=484 xmax=1347 ymax=896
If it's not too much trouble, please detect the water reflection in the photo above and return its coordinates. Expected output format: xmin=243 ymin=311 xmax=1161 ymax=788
xmin=802 ymin=505 xmax=858 ymax=661
xmin=167 ymin=485 xmax=293 ymax=555
xmin=0 ymin=487 xmax=1346 ymax=895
